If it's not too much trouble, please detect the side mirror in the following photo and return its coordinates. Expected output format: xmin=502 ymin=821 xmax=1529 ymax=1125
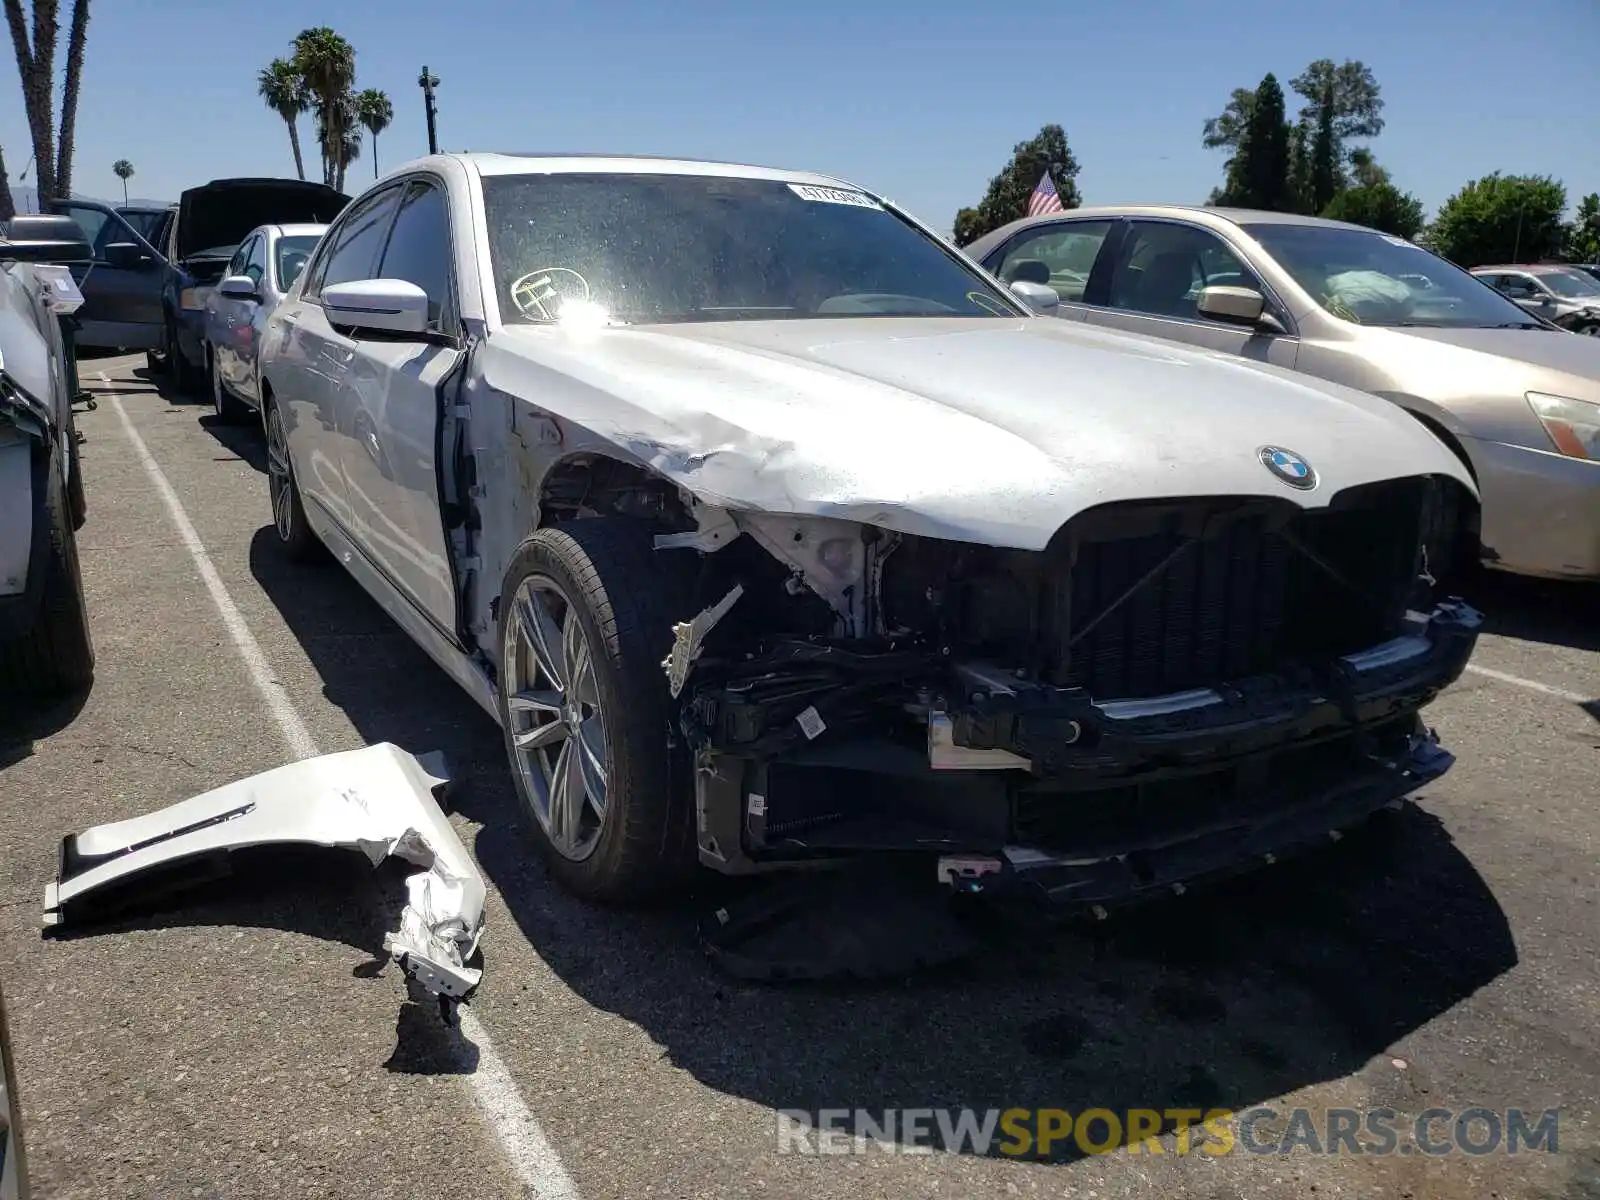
xmin=1197 ymin=284 xmax=1284 ymax=332
xmin=218 ymin=274 xmax=260 ymax=301
xmin=104 ymin=241 xmax=155 ymax=270
xmin=322 ymin=279 xmax=429 ymax=336
xmin=1008 ymin=280 xmax=1060 ymax=314
xmin=0 ymin=214 xmax=91 ymax=266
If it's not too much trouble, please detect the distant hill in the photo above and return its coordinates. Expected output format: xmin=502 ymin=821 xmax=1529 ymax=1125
xmin=5 ymin=184 xmax=170 ymax=212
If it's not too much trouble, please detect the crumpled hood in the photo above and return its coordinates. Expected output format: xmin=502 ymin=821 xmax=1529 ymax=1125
xmin=480 ymin=316 xmax=1475 ymax=550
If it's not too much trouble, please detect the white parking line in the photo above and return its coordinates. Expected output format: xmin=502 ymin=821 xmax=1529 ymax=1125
xmin=1465 ymin=663 xmax=1592 ymax=707
xmin=108 ymin=394 xmax=582 ymax=1200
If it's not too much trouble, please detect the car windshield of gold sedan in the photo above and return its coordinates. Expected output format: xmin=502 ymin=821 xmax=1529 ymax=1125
xmin=481 ymin=173 xmax=1022 ymax=325
xmin=1243 ymin=223 xmax=1544 ymax=329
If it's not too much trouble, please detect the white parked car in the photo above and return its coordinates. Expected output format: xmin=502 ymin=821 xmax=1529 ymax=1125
xmin=256 ymin=154 xmax=1483 ymax=908
xmin=202 ymin=221 xmax=327 ymax=423
xmin=0 ymin=215 xmax=96 ymax=698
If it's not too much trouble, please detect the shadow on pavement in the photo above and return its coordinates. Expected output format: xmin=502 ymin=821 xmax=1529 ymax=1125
xmin=225 ymin=525 xmax=1521 ymax=1160
xmin=197 ymin=412 xmax=269 ymax=472
xmin=43 ymin=848 xmax=478 ymax=1077
xmin=1461 ymin=567 xmax=1600 ymax=655
xmin=0 ymin=691 xmax=91 ymax=767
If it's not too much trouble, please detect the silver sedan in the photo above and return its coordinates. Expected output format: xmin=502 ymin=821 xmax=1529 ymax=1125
xmin=965 ymin=206 xmax=1600 ymax=581
xmin=202 ymin=223 xmax=326 ymax=423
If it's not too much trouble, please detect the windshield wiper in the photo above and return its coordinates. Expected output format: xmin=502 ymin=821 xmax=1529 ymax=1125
xmin=1393 ymin=320 xmax=1542 ymax=330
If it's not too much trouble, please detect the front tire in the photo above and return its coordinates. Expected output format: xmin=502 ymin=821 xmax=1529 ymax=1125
xmin=209 ymin=348 xmax=249 ymax=424
xmin=264 ymin=399 xmax=321 ymax=561
xmin=1576 ymin=321 xmax=1600 ymax=337
xmin=0 ymin=458 xmax=94 ymax=696
xmin=497 ymin=519 xmax=694 ymax=902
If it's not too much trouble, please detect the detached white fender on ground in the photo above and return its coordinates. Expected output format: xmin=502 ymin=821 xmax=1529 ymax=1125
xmin=42 ymin=743 xmax=486 ymax=1022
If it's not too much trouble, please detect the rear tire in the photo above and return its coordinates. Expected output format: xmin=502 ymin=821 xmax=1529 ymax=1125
xmin=264 ymin=399 xmax=321 ymax=562
xmin=209 ymin=348 xmax=249 ymax=424
xmin=0 ymin=457 xmax=94 ymax=696
xmin=164 ymin=318 xmax=201 ymax=395
xmin=497 ymin=519 xmax=696 ymax=902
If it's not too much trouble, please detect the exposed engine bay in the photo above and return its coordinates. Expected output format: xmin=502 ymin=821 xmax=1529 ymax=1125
xmin=644 ymin=472 xmax=1483 ymax=909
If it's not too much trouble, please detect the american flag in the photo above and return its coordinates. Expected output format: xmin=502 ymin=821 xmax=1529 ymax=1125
xmin=1026 ymin=170 xmax=1065 ymax=218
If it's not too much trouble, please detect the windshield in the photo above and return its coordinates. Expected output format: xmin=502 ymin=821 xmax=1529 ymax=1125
xmin=1537 ymin=270 xmax=1600 ymax=298
xmin=275 ymin=234 xmax=320 ymax=292
xmin=1242 ymin=223 xmax=1543 ymax=328
xmin=481 ymin=173 xmax=1021 ymax=325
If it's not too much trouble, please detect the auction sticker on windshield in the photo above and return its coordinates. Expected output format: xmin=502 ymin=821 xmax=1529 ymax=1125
xmin=788 ymin=184 xmax=883 ymax=209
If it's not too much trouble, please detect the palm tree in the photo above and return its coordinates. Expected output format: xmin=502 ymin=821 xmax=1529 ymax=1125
xmin=355 ymin=88 xmax=393 ymax=179
xmin=0 ymin=146 xmax=14 ymax=222
xmin=336 ymin=122 xmax=362 ymax=191
xmin=53 ymin=0 xmax=88 ymax=199
xmin=291 ymin=27 xmax=355 ymax=188
xmin=315 ymin=89 xmax=362 ymax=192
xmin=112 ymin=157 xmax=133 ymax=203
xmin=257 ymin=58 xmax=308 ymax=181
xmin=4 ymin=0 xmax=93 ymax=205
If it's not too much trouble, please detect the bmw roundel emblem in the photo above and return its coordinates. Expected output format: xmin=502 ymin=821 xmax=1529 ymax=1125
xmin=1258 ymin=445 xmax=1317 ymax=490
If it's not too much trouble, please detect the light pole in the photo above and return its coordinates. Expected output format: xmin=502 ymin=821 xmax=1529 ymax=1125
xmin=17 ymin=153 xmax=35 ymax=210
xmin=419 ymin=67 xmax=440 ymax=155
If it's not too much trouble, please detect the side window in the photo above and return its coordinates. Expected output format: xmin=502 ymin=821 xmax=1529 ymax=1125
xmin=1499 ymin=275 xmax=1537 ymax=298
xmin=990 ymin=221 xmax=1113 ymax=303
xmin=303 ymin=187 xmax=402 ymax=300
xmin=226 ymin=236 xmax=255 ymax=281
xmin=1107 ymin=221 xmax=1262 ymax=321
xmin=60 ymin=204 xmax=110 ymax=259
xmin=60 ymin=204 xmax=111 ymax=261
xmin=375 ymin=181 xmax=456 ymax=330
xmin=244 ymin=236 xmax=269 ymax=286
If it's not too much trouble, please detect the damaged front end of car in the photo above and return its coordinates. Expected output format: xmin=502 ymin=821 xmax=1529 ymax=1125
xmin=661 ymin=473 xmax=1482 ymax=911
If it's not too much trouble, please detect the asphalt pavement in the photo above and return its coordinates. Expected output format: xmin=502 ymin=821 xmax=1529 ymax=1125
xmin=1 ymin=352 xmax=1597 ymax=1199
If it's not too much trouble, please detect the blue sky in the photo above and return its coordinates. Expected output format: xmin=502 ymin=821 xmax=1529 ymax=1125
xmin=3 ymin=0 xmax=1596 ymax=229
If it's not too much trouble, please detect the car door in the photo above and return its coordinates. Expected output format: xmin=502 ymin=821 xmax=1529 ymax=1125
xmin=275 ymin=186 xmax=404 ymax=536
xmin=1497 ymin=273 xmax=1559 ymax=319
xmin=228 ymin=234 xmax=271 ymax=393
xmin=235 ymin=234 xmax=286 ymax=405
xmin=333 ymin=178 xmax=464 ymax=639
xmin=979 ymin=219 xmax=1117 ymax=321
xmin=1080 ymin=218 xmax=1299 ymax=368
xmin=49 ymin=199 xmax=167 ymax=350
xmin=209 ymin=234 xmax=258 ymax=387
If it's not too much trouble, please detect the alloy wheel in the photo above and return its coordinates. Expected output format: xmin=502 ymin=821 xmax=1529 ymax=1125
xmin=502 ymin=575 xmax=608 ymax=861
xmin=265 ymin=406 xmax=295 ymax=541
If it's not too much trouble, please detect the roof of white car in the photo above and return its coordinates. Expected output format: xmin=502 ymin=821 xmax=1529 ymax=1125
xmin=275 ymin=222 xmax=328 ymax=237
xmin=404 ymin=151 xmax=859 ymax=190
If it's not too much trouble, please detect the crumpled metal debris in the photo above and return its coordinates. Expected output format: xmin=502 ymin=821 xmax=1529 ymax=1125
xmin=43 ymin=744 xmax=485 ymax=1024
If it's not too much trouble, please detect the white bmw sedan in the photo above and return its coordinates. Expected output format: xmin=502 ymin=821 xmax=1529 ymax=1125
xmin=257 ymin=153 xmax=1482 ymax=910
